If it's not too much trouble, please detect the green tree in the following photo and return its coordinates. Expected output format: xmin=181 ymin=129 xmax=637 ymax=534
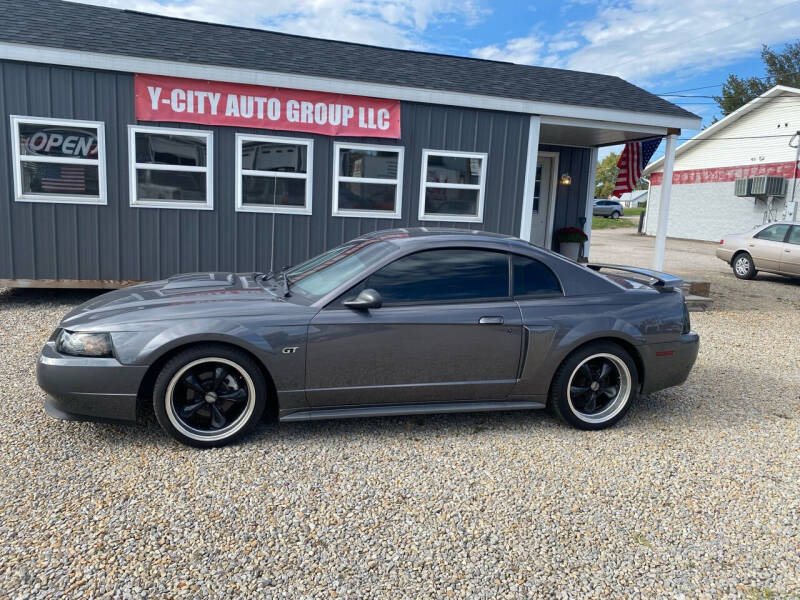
xmin=713 ymin=40 xmax=800 ymax=116
xmin=595 ymin=152 xmax=619 ymax=198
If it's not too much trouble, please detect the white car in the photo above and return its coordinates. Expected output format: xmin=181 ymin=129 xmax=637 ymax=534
xmin=716 ymin=221 xmax=800 ymax=279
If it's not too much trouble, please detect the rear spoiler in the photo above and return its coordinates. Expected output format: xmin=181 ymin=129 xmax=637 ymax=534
xmin=586 ymin=263 xmax=683 ymax=292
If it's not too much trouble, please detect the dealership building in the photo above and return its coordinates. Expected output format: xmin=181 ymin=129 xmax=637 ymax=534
xmin=0 ymin=0 xmax=699 ymax=286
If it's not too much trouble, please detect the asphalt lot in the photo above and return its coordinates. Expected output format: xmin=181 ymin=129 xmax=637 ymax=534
xmin=1 ymin=229 xmax=798 ymax=599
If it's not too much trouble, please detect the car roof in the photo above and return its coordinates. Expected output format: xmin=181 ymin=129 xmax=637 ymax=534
xmin=354 ymin=228 xmax=518 ymax=244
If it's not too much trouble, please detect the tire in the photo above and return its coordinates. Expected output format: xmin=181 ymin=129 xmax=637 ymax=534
xmin=732 ymin=252 xmax=757 ymax=280
xmin=153 ymin=344 xmax=267 ymax=447
xmin=549 ymin=342 xmax=638 ymax=430
xmin=611 ymin=211 xmax=621 ymax=219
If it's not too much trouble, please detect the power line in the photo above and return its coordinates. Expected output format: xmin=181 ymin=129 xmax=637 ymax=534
xmin=655 ymin=70 xmax=800 ymax=95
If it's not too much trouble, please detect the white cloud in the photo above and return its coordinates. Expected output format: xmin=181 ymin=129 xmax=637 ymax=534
xmin=565 ymin=0 xmax=800 ymax=83
xmin=471 ymin=36 xmax=544 ymax=64
xmin=468 ymin=0 xmax=800 ymax=86
xmin=75 ymin=0 xmax=488 ymax=49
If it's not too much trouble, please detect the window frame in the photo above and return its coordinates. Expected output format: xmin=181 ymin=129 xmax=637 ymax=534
xmin=128 ymin=124 xmax=213 ymax=210
xmin=418 ymin=149 xmax=488 ymax=223
xmin=234 ymin=133 xmax=313 ymax=215
xmin=331 ymin=141 xmax=404 ymax=219
xmin=10 ymin=115 xmax=107 ymax=205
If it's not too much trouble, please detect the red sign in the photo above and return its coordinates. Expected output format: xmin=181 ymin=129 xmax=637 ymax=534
xmin=650 ymin=161 xmax=799 ymax=185
xmin=134 ymin=74 xmax=401 ymax=138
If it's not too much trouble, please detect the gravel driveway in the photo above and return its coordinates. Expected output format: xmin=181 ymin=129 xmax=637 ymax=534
xmin=1 ymin=231 xmax=799 ymax=599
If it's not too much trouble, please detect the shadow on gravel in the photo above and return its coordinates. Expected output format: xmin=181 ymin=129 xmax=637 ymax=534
xmin=0 ymin=287 xmax=104 ymax=307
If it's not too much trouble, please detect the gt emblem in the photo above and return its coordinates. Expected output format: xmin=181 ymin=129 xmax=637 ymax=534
xmin=282 ymin=347 xmax=299 ymax=355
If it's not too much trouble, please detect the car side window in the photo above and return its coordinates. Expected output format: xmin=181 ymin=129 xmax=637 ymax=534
xmin=363 ymin=248 xmax=510 ymax=305
xmin=511 ymin=255 xmax=562 ymax=297
xmin=787 ymin=226 xmax=800 ymax=246
xmin=755 ymin=224 xmax=790 ymax=242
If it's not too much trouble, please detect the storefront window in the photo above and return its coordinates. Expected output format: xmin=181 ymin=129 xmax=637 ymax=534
xmin=332 ymin=143 xmax=404 ymax=218
xmin=236 ymin=134 xmax=313 ymax=214
xmin=11 ymin=116 xmax=106 ymax=205
xmin=128 ymin=126 xmax=213 ymax=209
xmin=419 ymin=150 xmax=487 ymax=222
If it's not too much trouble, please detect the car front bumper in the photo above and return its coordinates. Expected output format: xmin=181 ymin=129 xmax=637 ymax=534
xmin=640 ymin=332 xmax=700 ymax=395
xmin=37 ymin=342 xmax=148 ymax=423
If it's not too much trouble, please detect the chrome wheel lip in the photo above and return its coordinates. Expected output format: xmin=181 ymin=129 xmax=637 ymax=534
xmin=566 ymin=353 xmax=632 ymax=424
xmin=166 ymin=357 xmax=256 ymax=442
xmin=734 ymin=256 xmax=750 ymax=276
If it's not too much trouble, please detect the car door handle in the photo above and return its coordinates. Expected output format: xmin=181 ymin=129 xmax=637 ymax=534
xmin=479 ymin=316 xmax=504 ymax=325
xmin=786 ymin=249 xmax=792 ymax=252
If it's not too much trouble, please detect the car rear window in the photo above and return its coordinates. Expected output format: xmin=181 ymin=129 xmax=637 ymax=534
xmin=511 ymin=255 xmax=562 ymax=296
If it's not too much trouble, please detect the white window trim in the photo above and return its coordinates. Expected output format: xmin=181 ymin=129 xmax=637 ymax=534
xmin=235 ymin=133 xmax=313 ymax=215
xmin=10 ymin=115 xmax=107 ymax=205
xmin=332 ymin=142 xmax=404 ymax=219
xmin=128 ymin=125 xmax=213 ymax=210
xmin=418 ymin=149 xmax=487 ymax=223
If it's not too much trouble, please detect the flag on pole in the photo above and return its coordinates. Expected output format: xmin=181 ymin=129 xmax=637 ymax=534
xmin=612 ymin=137 xmax=662 ymax=197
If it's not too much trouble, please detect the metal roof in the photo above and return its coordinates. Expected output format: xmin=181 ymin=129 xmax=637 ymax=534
xmin=0 ymin=0 xmax=697 ymax=122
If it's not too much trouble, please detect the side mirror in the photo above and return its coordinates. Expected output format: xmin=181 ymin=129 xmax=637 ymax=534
xmin=343 ymin=288 xmax=383 ymax=310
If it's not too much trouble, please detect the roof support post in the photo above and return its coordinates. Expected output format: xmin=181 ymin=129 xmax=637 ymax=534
xmin=583 ymin=146 xmax=598 ymax=257
xmin=652 ymin=133 xmax=677 ymax=271
xmin=519 ymin=115 xmax=541 ymax=242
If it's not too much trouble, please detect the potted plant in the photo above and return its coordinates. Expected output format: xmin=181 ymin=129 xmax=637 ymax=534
xmin=556 ymin=227 xmax=587 ymax=261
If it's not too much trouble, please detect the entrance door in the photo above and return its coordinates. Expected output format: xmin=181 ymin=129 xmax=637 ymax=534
xmin=530 ymin=153 xmax=557 ymax=247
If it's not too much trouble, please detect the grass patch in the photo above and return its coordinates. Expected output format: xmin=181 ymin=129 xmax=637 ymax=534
xmin=592 ymin=216 xmax=637 ymax=229
xmin=624 ymin=206 xmax=646 ymax=217
xmin=630 ymin=533 xmax=654 ymax=549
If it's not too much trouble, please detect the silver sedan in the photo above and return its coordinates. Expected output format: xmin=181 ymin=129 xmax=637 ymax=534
xmin=717 ymin=221 xmax=800 ymax=279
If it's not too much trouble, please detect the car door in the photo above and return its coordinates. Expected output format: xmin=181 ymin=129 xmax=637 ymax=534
xmin=305 ymin=248 xmax=523 ymax=407
xmin=748 ymin=224 xmax=791 ymax=272
xmin=780 ymin=225 xmax=800 ymax=275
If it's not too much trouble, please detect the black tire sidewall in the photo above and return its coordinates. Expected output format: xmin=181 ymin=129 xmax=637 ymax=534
xmin=732 ymin=253 xmax=756 ymax=280
xmin=612 ymin=211 xmax=620 ymax=219
xmin=549 ymin=342 xmax=638 ymax=430
xmin=153 ymin=345 xmax=267 ymax=447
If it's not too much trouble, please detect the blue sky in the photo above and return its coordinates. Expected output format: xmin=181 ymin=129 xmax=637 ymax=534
xmin=83 ymin=0 xmax=800 ymax=161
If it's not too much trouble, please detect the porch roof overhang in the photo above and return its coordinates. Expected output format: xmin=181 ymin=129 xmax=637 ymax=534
xmin=538 ymin=116 xmax=689 ymax=148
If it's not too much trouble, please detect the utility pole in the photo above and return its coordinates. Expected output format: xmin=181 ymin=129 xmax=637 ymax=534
xmin=791 ymin=131 xmax=800 ymax=222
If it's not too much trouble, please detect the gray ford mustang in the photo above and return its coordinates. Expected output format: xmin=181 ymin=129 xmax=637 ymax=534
xmin=38 ymin=228 xmax=699 ymax=447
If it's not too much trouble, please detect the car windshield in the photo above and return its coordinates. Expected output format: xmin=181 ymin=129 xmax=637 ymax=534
xmin=282 ymin=237 xmax=397 ymax=302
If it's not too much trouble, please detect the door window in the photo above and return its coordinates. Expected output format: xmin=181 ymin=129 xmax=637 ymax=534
xmin=786 ymin=226 xmax=800 ymax=245
xmin=754 ymin=224 xmax=790 ymax=242
xmin=512 ymin=255 xmax=562 ymax=296
xmin=364 ymin=249 xmax=510 ymax=305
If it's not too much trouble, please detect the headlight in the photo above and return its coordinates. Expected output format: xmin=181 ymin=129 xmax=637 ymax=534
xmin=56 ymin=330 xmax=114 ymax=357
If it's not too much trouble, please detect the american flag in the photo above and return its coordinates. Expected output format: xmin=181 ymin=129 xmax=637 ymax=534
xmin=612 ymin=137 xmax=662 ymax=197
xmin=40 ymin=164 xmax=86 ymax=193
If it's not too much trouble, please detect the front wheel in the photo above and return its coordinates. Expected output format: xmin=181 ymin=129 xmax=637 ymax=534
xmin=549 ymin=342 xmax=638 ymax=430
xmin=611 ymin=211 xmax=621 ymax=219
xmin=153 ymin=345 xmax=267 ymax=447
xmin=732 ymin=252 xmax=757 ymax=280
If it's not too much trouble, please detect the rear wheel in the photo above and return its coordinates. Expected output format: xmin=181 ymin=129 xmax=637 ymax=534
xmin=611 ymin=210 xmax=621 ymax=219
xmin=153 ymin=345 xmax=267 ymax=447
xmin=549 ymin=342 xmax=638 ymax=430
xmin=732 ymin=252 xmax=757 ymax=280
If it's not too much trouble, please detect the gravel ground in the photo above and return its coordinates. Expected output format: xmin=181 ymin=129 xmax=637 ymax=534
xmin=1 ymin=231 xmax=799 ymax=599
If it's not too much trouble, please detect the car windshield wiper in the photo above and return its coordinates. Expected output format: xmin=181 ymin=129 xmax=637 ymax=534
xmin=254 ymin=271 xmax=273 ymax=283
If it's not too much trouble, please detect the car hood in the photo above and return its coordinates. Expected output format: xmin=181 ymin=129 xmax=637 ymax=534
xmin=60 ymin=272 xmax=310 ymax=330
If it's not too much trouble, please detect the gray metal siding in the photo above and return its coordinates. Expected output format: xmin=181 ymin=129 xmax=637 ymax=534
xmin=539 ymin=144 xmax=592 ymax=249
xmin=0 ymin=60 xmax=586 ymax=282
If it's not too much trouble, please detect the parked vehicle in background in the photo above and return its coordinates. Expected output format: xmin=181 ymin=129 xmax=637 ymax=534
xmin=593 ymin=199 xmax=624 ymax=219
xmin=38 ymin=228 xmax=698 ymax=447
xmin=717 ymin=221 xmax=800 ymax=279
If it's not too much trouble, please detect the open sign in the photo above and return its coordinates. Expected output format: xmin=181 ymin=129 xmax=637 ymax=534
xmin=21 ymin=126 xmax=98 ymax=158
